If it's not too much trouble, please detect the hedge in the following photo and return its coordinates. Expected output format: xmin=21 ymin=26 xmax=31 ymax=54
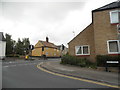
xmin=61 ymin=54 xmax=97 ymax=68
xmin=96 ymin=55 xmax=120 ymax=67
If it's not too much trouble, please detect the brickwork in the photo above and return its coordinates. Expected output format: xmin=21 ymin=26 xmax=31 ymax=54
xmin=68 ymin=24 xmax=96 ymax=62
xmin=93 ymin=9 xmax=118 ymax=55
xmin=68 ymin=8 xmax=118 ymax=62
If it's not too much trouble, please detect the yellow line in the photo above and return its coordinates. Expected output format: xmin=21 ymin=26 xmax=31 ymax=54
xmin=37 ymin=63 xmax=120 ymax=88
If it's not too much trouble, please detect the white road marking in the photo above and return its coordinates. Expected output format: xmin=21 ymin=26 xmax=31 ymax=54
xmin=3 ymin=63 xmax=37 ymax=68
xmin=4 ymin=66 xmax=9 ymax=67
xmin=9 ymin=61 xmax=12 ymax=63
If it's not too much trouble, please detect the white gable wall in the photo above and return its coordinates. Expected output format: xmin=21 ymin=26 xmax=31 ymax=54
xmin=0 ymin=41 xmax=6 ymax=59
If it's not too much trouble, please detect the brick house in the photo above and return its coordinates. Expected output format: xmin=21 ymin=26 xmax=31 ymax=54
xmin=32 ymin=37 xmax=61 ymax=57
xmin=68 ymin=1 xmax=120 ymax=62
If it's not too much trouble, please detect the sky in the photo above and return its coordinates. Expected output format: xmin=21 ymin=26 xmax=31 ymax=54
xmin=0 ymin=0 xmax=117 ymax=47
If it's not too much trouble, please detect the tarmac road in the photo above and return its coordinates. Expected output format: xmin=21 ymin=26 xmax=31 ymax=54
xmin=2 ymin=58 xmax=115 ymax=89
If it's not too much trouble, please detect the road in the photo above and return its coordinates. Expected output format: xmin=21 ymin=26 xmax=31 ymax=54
xmin=2 ymin=58 xmax=115 ymax=89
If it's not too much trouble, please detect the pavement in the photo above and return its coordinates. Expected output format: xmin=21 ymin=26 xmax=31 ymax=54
xmin=40 ymin=60 xmax=119 ymax=86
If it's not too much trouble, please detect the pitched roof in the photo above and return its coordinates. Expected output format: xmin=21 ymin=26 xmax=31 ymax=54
xmin=56 ymin=45 xmax=61 ymax=50
xmin=40 ymin=40 xmax=57 ymax=48
xmin=93 ymin=1 xmax=120 ymax=12
xmin=0 ymin=32 xmax=6 ymax=41
xmin=68 ymin=23 xmax=93 ymax=44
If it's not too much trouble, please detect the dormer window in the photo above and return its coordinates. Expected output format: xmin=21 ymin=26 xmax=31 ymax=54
xmin=110 ymin=10 xmax=120 ymax=24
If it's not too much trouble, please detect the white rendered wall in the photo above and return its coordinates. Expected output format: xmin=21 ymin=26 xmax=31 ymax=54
xmin=0 ymin=41 xmax=6 ymax=59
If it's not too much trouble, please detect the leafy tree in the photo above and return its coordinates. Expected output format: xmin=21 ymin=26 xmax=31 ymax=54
xmin=22 ymin=38 xmax=30 ymax=55
xmin=5 ymin=34 xmax=15 ymax=55
xmin=15 ymin=38 xmax=30 ymax=55
xmin=15 ymin=38 xmax=24 ymax=55
xmin=5 ymin=33 xmax=31 ymax=56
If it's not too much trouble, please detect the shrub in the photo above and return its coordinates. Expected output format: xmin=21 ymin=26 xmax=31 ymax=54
xmin=96 ymin=55 xmax=120 ymax=67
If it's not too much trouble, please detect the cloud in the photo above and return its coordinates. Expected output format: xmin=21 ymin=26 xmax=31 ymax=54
xmin=1 ymin=0 xmax=89 ymax=3
xmin=2 ymin=2 xmax=85 ymax=22
xmin=1 ymin=2 xmax=85 ymax=45
xmin=1 ymin=0 xmax=116 ymax=47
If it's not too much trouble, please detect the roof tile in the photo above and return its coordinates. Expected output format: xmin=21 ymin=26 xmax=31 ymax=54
xmin=93 ymin=1 xmax=120 ymax=12
xmin=40 ymin=41 xmax=57 ymax=48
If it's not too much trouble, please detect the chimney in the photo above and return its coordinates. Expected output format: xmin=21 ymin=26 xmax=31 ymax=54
xmin=46 ymin=37 xmax=49 ymax=42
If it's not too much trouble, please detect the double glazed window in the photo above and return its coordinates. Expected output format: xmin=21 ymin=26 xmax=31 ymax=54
xmin=75 ymin=45 xmax=90 ymax=55
xmin=107 ymin=40 xmax=120 ymax=54
xmin=110 ymin=10 xmax=120 ymax=24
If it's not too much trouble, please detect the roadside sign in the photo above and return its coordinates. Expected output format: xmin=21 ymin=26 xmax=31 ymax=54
xmin=29 ymin=45 xmax=34 ymax=50
xmin=106 ymin=61 xmax=119 ymax=63
xmin=105 ymin=61 xmax=119 ymax=72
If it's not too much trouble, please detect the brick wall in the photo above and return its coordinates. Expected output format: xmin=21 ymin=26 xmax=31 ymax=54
xmin=68 ymin=8 xmax=118 ymax=62
xmin=93 ymin=9 xmax=118 ymax=55
xmin=68 ymin=24 xmax=96 ymax=62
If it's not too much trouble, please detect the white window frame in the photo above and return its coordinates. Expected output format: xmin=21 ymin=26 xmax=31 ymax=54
xmin=107 ymin=40 xmax=120 ymax=54
xmin=75 ymin=45 xmax=90 ymax=55
xmin=109 ymin=10 xmax=120 ymax=24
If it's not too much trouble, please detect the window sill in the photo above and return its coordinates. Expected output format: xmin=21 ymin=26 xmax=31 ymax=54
xmin=111 ymin=23 xmax=119 ymax=25
xmin=76 ymin=55 xmax=90 ymax=57
xmin=108 ymin=53 xmax=120 ymax=55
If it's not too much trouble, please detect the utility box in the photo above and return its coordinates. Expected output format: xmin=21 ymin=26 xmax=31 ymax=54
xmin=0 ymin=32 xmax=6 ymax=60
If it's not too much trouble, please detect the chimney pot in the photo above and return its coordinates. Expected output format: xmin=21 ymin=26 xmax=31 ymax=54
xmin=46 ymin=37 xmax=49 ymax=42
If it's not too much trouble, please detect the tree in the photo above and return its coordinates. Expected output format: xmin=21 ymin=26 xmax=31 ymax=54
xmin=15 ymin=38 xmax=24 ymax=55
xmin=15 ymin=38 xmax=30 ymax=55
xmin=22 ymin=38 xmax=30 ymax=55
xmin=5 ymin=33 xmax=31 ymax=56
xmin=5 ymin=34 xmax=15 ymax=55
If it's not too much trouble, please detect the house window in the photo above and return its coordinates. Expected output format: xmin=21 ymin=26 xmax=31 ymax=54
xmin=107 ymin=40 xmax=120 ymax=54
xmin=75 ymin=45 xmax=90 ymax=55
xmin=46 ymin=52 xmax=48 ymax=55
xmin=57 ymin=50 xmax=59 ymax=52
xmin=83 ymin=46 xmax=89 ymax=54
xmin=110 ymin=10 xmax=120 ymax=24
xmin=76 ymin=46 xmax=82 ymax=54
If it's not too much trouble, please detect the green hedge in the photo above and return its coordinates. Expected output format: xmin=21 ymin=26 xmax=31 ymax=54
xmin=61 ymin=54 xmax=97 ymax=68
xmin=96 ymin=55 xmax=120 ymax=67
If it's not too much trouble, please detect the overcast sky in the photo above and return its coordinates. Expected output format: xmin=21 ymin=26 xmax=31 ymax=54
xmin=0 ymin=0 xmax=116 ymax=47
